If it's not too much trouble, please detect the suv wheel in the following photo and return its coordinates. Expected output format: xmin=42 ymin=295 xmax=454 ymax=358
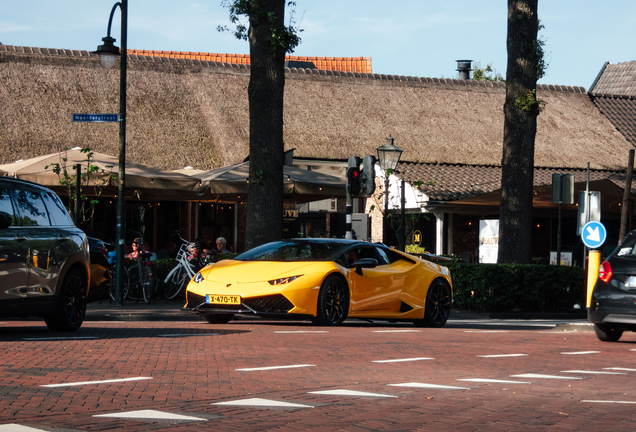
xmin=593 ymin=323 xmax=623 ymax=342
xmin=45 ymin=268 xmax=88 ymax=332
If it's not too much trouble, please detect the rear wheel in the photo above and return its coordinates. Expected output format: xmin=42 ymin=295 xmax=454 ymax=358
xmin=594 ymin=323 xmax=623 ymax=342
xmin=45 ymin=268 xmax=87 ymax=332
xmin=202 ymin=313 xmax=234 ymax=324
xmin=414 ymin=279 xmax=451 ymax=328
xmin=164 ymin=267 xmax=188 ymax=300
xmin=313 ymin=275 xmax=349 ymax=326
xmin=141 ymin=263 xmax=156 ymax=304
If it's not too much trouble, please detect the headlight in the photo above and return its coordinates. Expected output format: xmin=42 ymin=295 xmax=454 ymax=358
xmin=268 ymin=275 xmax=303 ymax=285
xmin=193 ymin=272 xmax=204 ymax=283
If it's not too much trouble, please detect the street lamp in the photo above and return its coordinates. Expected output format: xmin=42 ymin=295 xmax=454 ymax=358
xmin=94 ymin=0 xmax=127 ymax=305
xmin=376 ymin=136 xmax=404 ymax=250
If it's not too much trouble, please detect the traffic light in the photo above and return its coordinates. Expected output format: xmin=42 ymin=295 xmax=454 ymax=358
xmin=347 ymin=167 xmax=361 ymax=197
xmin=360 ymin=155 xmax=376 ymax=197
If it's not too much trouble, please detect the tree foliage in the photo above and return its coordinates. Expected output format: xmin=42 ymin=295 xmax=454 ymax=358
xmin=472 ymin=61 xmax=505 ymax=82
xmin=45 ymin=147 xmax=114 ymax=224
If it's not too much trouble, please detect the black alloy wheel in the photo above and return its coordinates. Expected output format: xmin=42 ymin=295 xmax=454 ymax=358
xmin=203 ymin=313 xmax=234 ymax=324
xmin=313 ymin=274 xmax=349 ymax=326
xmin=416 ymin=279 xmax=451 ymax=328
xmin=45 ymin=268 xmax=87 ymax=332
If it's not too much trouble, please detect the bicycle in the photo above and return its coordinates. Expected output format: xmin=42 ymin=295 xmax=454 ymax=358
xmin=164 ymin=231 xmax=204 ymax=300
xmin=128 ymin=230 xmax=157 ymax=304
xmin=107 ymin=252 xmax=130 ymax=303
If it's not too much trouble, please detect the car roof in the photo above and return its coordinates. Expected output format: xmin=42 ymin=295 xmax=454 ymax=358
xmin=0 ymin=176 xmax=56 ymax=193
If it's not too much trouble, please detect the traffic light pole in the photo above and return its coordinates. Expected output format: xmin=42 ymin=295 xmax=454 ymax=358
xmin=345 ymin=188 xmax=353 ymax=239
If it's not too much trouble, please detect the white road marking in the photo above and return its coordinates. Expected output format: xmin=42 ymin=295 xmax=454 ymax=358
xmin=477 ymin=354 xmax=528 ymax=358
xmin=604 ymin=368 xmax=636 ymax=372
xmin=373 ymin=330 xmax=422 ymax=333
xmin=0 ymin=425 xmax=47 ymax=431
xmin=274 ymin=331 xmax=329 ymax=334
xmin=457 ymin=378 xmax=531 ymax=384
xmin=309 ymin=389 xmax=397 ymax=398
xmin=159 ymin=333 xmax=220 ymax=337
xmin=561 ymin=351 xmax=600 ymax=355
xmin=22 ymin=336 xmax=99 ymax=341
xmin=388 ymin=383 xmax=471 ymax=390
xmin=94 ymin=410 xmax=206 ymax=421
xmin=372 ymin=357 xmax=434 ymax=363
xmin=212 ymin=398 xmax=313 ymax=408
xmin=41 ymin=377 xmax=152 ymax=388
xmin=511 ymin=374 xmax=582 ymax=380
xmin=235 ymin=364 xmax=314 ymax=372
xmin=581 ymin=400 xmax=636 ymax=404
xmin=562 ymin=370 xmax=626 ymax=375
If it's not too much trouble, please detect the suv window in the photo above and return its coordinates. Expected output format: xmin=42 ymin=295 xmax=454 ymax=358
xmin=13 ymin=190 xmax=50 ymax=226
xmin=0 ymin=188 xmax=17 ymax=226
xmin=42 ymin=192 xmax=73 ymax=226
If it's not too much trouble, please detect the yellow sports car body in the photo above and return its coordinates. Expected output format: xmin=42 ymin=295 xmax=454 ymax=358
xmin=185 ymin=239 xmax=452 ymax=326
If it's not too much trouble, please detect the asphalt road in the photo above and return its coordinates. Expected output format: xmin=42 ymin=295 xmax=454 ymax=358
xmin=1 ymin=314 xmax=634 ymax=431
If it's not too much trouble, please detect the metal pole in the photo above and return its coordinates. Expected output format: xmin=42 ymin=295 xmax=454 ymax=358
xmin=557 ymin=201 xmax=562 ymax=265
xmin=114 ymin=0 xmax=127 ymax=306
xmin=619 ymin=149 xmax=635 ymax=243
xmin=75 ymin=163 xmax=82 ymax=227
xmin=583 ymin=162 xmax=590 ymax=271
xmin=383 ymin=176 xmax=389 ymax=244
xmin=345 ymin=188 xmax=353 ymax=239
xmin=401 ymin=179 xmax=405 ymax=252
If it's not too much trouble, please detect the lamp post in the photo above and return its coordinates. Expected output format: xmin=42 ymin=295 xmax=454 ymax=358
xmin=376 ymin=136 xmax=403 ymax=249
xmin=94 ymin=0 xmax=127 ymax=305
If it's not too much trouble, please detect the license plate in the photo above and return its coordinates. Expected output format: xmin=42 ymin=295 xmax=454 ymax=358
xmin=206 ymin=294 xmax=241 ymax=305
xmin=627 ymin=277 xmax=636 ymax=288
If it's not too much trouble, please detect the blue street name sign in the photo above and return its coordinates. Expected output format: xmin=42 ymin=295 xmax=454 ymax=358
xmin=72 ymin=114 xmax=119 ymax=122
xmin=581 ymin=220 xmax=607 ymax=249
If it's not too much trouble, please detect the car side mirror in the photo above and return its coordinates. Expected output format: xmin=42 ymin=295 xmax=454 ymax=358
xmin=355 ymin=258 xmax=378 ymax=275
xmin=0 ymin=211 xmax=12 ymax=230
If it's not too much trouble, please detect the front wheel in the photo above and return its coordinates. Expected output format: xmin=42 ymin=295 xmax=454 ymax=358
xmin=594 ymin=323 xmax=623 ymax=342
xmin=313 ymin=274 xmax=349 ymax=326
xmin=45 ymin=268 xmax=87 ymax=332
xmin=164 ymin=267 xmax=188 ymax=300
xmin=414 ymin=279 xmax=451 ymax=328
xmin=202 ymin=314 xmax=234 ymax=324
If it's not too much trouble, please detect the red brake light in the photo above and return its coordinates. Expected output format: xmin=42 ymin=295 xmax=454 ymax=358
xmin=598 ymin=261 xmax=612 ymax=283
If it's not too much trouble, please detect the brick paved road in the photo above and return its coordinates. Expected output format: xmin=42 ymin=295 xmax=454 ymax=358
xmin=1 ymin=317 xmax=635 ymax=431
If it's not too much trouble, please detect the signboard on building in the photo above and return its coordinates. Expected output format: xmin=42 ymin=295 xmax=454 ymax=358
xmin=479 ymin=220 xmax=499 ymax=264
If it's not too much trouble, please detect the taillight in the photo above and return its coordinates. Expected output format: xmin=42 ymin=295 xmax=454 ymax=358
xmin=598 ymin=261 xmax=612 ymax=283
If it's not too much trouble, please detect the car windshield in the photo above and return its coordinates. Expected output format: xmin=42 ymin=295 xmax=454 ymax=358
xmin=235 ymin=241 xmax=350 ymax=262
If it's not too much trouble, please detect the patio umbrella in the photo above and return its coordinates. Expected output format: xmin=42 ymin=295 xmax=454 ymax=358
xmin=193 ymin=162 xmax=345 ymax=202
xmin=0 ymin=148 xmax=202 ymax=199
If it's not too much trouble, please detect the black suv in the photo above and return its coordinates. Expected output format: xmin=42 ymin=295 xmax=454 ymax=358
xmin=0 ymin=177 xmax=90 ymax=331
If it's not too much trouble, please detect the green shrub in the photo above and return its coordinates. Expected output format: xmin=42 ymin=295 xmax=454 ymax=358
xmin=429 ymin=259 xmax=586 ymax=313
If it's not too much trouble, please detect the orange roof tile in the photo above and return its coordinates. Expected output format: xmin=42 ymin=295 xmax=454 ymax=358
xmin=127 ymin=49 xmax=372 ymax=73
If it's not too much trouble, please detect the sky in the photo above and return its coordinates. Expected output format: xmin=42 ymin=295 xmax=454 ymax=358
xmin=1 ymin=1 xmax=634 ymax=89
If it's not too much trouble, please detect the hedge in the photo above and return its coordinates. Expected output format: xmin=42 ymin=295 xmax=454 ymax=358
xmin=433 ymin=259 xmax=587 ymax=313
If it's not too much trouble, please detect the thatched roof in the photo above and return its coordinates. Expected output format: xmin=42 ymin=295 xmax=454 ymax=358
xmin=0 ymin=44 xmax=633 ymax=172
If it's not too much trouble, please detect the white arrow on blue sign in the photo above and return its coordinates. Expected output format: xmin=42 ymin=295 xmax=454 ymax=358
xmin=581 ymin=221 xmax=607 ymax=249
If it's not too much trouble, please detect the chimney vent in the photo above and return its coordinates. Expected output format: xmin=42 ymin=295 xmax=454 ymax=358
xmin=456 ymin=60 xmax=473 ymax=80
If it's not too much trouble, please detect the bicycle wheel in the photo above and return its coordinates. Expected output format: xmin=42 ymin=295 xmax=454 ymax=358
xmin=164 ymin=267 xmax=188 ymax=300
xmin=141 ymin=263 xmax=156 ymax=304
xmin=109 ymin=265 xmax=130 ymax=302
xmin=126 ymin=266 xmax=142 ymax=302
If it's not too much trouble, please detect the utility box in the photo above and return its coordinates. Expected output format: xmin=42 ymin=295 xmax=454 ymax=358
xmin=577 ymin=191 xmax=601 ymax=235
xmin=551 ymin=174 xmax=574 ymax=204
xmin=352 ymin=213 xmax=370 ymax=241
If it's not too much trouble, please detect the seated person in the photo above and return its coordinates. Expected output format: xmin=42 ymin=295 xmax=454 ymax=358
xmin=345 ymin=249 xmax=358 ymax=268
xmin=127 ymin=238 xmax=141 ymax=260
xmin=143 ymin=241 xmax=157 ymax=261
xmin=216 ymin=237 xmax=229 ymax=253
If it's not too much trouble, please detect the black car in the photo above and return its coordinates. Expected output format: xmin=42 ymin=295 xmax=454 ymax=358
xmin=589 ymin=230 xmax=636 ymax=341
xmin=0 ymin=177 xmax=90 ymax=331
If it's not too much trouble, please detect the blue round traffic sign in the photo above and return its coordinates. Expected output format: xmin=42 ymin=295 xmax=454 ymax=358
xmin=581 ymin=221 xmax=607 ymax=249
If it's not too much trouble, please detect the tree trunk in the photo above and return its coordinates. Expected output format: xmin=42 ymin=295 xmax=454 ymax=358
xmin=244 ymin=0 xmax=286 ymax=250
xmin=498 ymin=0 xmax=540 ymax=264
